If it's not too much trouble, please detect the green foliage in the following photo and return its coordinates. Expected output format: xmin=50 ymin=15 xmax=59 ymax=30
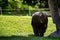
xmin=0 ymin=0 xmax=48 ymax=9
xmin=22 ymin=0 xmax=38 ymax=6
xmin=0 ymin=0 xmax=3 ymax=6
xmin=0 ymin=0 xmax=49 ymax=15
xmin=8 ymin=1 xmax=19 ymax=9
xmin=39 ymin=0 xmax=48 ymax=8
xmin=0 ymin=0 xmax=8 ymax=9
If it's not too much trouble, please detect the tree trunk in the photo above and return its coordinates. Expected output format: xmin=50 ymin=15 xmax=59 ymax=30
xmin=48 ymin=0 xmax=60 ymax=37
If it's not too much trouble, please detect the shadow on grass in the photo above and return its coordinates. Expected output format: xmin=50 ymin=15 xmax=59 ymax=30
xmin=0 ymin=34 xmax=60 ymax=40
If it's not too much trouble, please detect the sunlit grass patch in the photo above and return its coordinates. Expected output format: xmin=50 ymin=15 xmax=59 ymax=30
xmin=0 ymin=15 xmax=56 ymax=37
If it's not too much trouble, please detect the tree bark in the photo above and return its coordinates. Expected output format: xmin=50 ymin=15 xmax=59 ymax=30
xmin=48 ymin=0 xmax=60 ymax=37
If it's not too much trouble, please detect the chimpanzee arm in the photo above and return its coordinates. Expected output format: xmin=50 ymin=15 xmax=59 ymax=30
xmin=44 ymin=15 xmax=48 ymax=31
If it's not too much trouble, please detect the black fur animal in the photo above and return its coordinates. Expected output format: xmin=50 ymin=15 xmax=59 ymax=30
xmin=31 ymin=12 xmax=48 ymax=37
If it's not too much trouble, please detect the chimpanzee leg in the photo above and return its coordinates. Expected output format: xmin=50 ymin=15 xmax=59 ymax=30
xmin=39 ymin=28 xmax=44 ymax=37
xmin=32 ymin=26 xmax=39 ymax=36
xmin=34 ymin=30 xmax=39 ymax=36
xmin=44 ymin=24 xmax=47 ymax=32
xmin=39 ymin=24 xmax=47 ymax=37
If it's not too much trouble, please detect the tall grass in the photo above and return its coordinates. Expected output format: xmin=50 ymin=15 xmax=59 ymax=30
xmin=0 ymin=15 xmax=56 ymax=37
xmin=1 ymin=15 xmax=60 ymax=40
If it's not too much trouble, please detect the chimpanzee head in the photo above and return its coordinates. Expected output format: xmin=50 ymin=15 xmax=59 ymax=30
xmin=32 ymin=12 xmax=46 ymax=23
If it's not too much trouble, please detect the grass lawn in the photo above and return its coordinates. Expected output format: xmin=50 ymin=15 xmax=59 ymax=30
xmin=0 ymin=15 xmax=60 ymax=40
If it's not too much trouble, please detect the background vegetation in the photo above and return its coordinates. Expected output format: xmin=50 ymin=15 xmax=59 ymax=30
xmin=0 ymin=0 xmax=59 ymax=40
xmin=0 ymin=0 xmax=50 ymax=16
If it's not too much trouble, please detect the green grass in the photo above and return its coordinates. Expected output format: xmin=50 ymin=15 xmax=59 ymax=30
xmin=0 ymin=15 xmax=59 ymax=40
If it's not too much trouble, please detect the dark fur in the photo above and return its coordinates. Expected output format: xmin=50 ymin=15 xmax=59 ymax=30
xmin=31 ymin=12 xmax=48 ymax=37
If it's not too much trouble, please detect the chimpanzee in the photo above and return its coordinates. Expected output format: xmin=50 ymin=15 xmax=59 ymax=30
xmin=31 ymin=12 xmax=48 ymax=37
